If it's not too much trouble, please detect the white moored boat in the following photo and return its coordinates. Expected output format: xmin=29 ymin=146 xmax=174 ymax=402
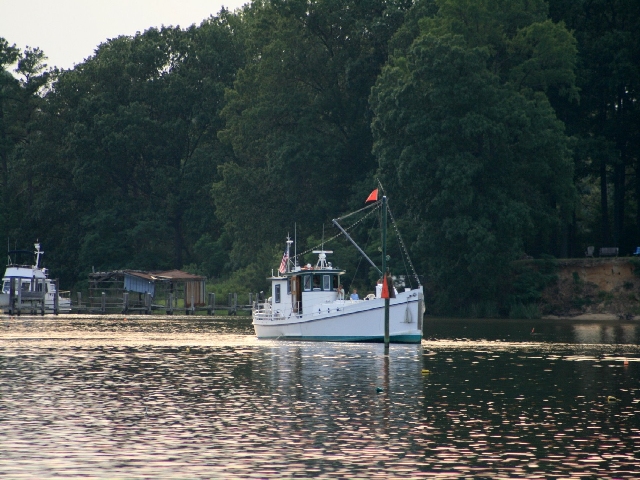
xmin=253 ymin=189 xmax=424 ymax=343
xmin=0 ymin=242 xmax=72 ymax=314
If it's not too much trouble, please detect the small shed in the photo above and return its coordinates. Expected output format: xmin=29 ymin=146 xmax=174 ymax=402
xmin=88 ymin=269 xmax=207 ymax=312
xmin=152 ymin=270 xmax=207 ymax=306
xmin=124 ymin=270 xmax=156 ymax=296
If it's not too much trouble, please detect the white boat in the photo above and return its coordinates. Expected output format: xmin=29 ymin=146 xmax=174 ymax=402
xmin=253 ymin=191 xmax=424 ymax=343
xmin=0 ymin=242 xmax=72 ymax=314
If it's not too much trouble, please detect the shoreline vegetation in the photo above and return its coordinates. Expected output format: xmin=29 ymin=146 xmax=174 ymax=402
xmin=2 ymin=1 xmax=639 ymax=320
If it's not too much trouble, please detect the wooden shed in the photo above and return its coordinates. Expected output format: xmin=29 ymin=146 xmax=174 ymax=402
xmin=88 ymin=269 xmax=207 ymax=312
xmin=151 ymin=270 xmax=207 ymax=306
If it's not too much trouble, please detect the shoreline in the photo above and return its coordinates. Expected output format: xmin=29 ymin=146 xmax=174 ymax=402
xmin=542 ymin=313 xmax=637 ymax=321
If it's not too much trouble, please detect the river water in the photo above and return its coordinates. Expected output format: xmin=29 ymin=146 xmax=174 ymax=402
xmin=1 ymin=315 xmax=639 ymax=478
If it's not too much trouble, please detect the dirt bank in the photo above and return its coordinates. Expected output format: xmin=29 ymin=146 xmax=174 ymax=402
xmin=540 ymin=258 xmax=640 ymax=319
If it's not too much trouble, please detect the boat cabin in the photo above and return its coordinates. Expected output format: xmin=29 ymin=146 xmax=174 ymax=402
xmin=267 ymin=250 xmax=345 ymax=316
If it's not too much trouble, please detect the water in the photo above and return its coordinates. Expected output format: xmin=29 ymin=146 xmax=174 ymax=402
xmin=1 ymin=315 xmax=639 ymax=478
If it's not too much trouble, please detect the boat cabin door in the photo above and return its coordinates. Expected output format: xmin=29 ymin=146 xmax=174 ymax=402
xmin=291 ymin=276 xmax=302 ymax=313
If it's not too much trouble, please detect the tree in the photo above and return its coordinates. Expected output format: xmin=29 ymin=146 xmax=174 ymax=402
xmin=549 ymin=0 xmax=640 ymax=254
xmin=216 ymin=0 xmax=411 ymax=272
xmin=371 ymin=2 xmax=577 ymax=313
xmin=44 ymin=17 xmax=244 ymax=276
xmin=0 ymin=39 xmax=52 ymax=246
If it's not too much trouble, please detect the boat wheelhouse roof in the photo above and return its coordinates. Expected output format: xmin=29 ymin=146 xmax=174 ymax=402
xmin=272 ymin=267 xmax=346 ymax=279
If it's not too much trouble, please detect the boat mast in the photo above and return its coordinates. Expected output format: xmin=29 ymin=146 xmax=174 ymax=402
xmin=286 ymin=234 xmax=293 ymax=273
xmin=34 ymin=242 xmax=43 ymax=269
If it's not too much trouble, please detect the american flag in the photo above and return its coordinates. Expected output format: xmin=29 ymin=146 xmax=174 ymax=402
xmin=278 ymin=249 xmax=289 ymax=274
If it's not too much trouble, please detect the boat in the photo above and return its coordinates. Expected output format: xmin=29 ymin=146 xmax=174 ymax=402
xmin=252 ymin=189 xmax=424 ymax=343
xmin=0 ymin=242 xmax=72 ymax=314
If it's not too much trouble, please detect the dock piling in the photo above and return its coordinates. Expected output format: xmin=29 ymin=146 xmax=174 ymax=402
xmin=167 ymin=293 xmax=174 ymax=315
xmin=207 ymin=292 xmax=215 ymax=315
xmin=53 ymin=279 xmax=59 ymax=315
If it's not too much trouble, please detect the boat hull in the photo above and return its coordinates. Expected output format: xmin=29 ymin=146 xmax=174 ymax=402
xmin=253 ymin=288 xmax=424 ymax=343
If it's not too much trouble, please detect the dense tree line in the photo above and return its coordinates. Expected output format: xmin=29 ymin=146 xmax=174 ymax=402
xmin=0 ymin=0 xmax=638 ymax=315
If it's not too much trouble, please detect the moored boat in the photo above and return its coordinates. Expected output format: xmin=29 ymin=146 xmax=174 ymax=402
xmin=252 ymin=189 xmax=424 ymax=343
xmin=0 ymin=242 xmax=71 ymax=314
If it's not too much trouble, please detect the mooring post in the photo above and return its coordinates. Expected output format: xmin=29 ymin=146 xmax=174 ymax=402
xmin=77 ymin=291 xmax=82 ymax=309
xmin=382 ymin=195 xmax=390 ymax=354
xmin=146 ymin=292 xmax=151 ymax=314
xmin=53 ymin=279 xmax=59 ymax=315
xmin=207 ymin=292 xmax=215 ymax=315
xmin=9 ymin=277 xmax=15 ymax=315
xmin=190 ymin=294 xmax=195 ymax=315
xmin=101 ymin=292 xmax=106 ymax=314
xmin=167 ymin=293 xmax=173 ymax=315
xmin=17 ymin=279 xmax=22 ymax=316
xmin=40 ymin=280 xmax=45 ymax=315
xmin=123 ymin=292 xmax=129 ymax=314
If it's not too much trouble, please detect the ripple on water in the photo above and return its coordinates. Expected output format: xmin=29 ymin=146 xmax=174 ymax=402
xmin=1 ymin=316 xmax=639 ymax=478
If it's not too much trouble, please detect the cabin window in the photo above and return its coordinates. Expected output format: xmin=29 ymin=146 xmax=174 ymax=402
xmin=303 ymin=275 xmax=312 ymax=291
xmin=275 ymin=284 xmax=281 ymax=303
xmin=313 ymin=275 xmax=320 ymax=289
xmin=333 ymin=276 xmax=339 ymax=289
xmin=21 ymin=282 xmax=30 ymax=291
xmin=2 ymin=281 xmax=9 ymax=293
xmin=323 ymin=275 xmax=331 ymax=291
xmin=287 ymin=278 xmax=291 ymax=294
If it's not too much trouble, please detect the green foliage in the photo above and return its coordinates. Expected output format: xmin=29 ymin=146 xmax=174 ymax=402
xmin=371 ymin=14 xmax=575 ymax=313
xmin=0 ymin=1 xmax=637 ymax=314
xmin=508 ymin=302 xmax=541 ymax=319
xmin=466 ymin=301 xmax=500 ymax=319
xmin=509 ymin=256 xmax=558 ymax=306
xmin=216 ymin=0 xmax=410 ymax=265
xmin=629 ymin=258 xmax=640 ymax=277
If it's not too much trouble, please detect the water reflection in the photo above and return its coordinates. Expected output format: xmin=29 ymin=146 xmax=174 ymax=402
xmin=1 ymin=315 xmax=639 ymax=478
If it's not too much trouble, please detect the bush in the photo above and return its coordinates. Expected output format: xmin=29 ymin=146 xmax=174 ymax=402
xmin=508 ymin=302 xmax=541 ymax=319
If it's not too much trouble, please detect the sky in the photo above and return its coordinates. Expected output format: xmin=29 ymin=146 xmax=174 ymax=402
xmin=0 ymin=0 xmax=249 ymax=71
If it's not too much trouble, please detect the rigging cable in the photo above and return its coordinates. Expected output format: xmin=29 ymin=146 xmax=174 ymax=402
xmin=377 ymin=180 xmax=421 ymax=287
xmin=292 ymin=201 xmax=381 ymax=261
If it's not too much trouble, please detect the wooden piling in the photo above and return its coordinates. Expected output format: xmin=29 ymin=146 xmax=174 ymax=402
xmin=53 ymin=279 xmax=59 ymax=315
xmin=9 ymin=277 xmax=15 ymax=315
xmin=17 ymin=279 xmax=22 ymax=316
xmin=40 ymin=279 xmax=45 ymax=315
xmin=167 ymin=293 xmax=174 ymax=315
xmin=207 ymin=292 xmax=215 ymax=315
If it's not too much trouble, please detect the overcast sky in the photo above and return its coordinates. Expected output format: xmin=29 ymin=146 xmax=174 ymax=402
xmin=1 ymin=0 xmax=249 ymax=71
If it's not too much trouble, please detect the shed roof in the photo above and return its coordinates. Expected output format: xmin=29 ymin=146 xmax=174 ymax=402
xmin=123 ymin=269 xmax=205 ymax=281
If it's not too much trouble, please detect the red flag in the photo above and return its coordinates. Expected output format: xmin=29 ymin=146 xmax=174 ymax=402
xmin=381 ymin=273 xmax=395 ymax=299
xmin=365 ymin=188 xmax=379 ymax=203
xmin=381 ymin=274 xmax=390 ymax=299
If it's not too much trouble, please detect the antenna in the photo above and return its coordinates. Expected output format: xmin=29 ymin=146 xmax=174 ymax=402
xmin=286 ymin=234 xmax=293 ymax=273
xmin=34 ymin=242 xmax=43 ymax=269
